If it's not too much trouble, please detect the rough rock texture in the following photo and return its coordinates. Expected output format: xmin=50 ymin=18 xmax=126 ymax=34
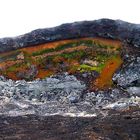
xmin=1 ymin=73 xmax=139 ymax=117
xmin=113 ymin=57 xmax=140 ymax=87
xmin=0 ymin=19 xmax=140 ymax=53
xmin=0 ymin=73 xmax=140 ymax=140
xmin=0 ymin=108 xmax=140 ymax=140
xmin=0 ymin=19 xmax=140 ymax=140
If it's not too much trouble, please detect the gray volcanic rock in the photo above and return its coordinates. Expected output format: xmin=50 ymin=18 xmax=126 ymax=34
xmin=113 ymin=56 xmax=140 ymax=88
xmin=0 ymin=19 xmax=140 ymax=53
xmin=0 ymin=73 xmax=85 ymax=101
xmin=127 ymin=87 xmax=140 ymax=96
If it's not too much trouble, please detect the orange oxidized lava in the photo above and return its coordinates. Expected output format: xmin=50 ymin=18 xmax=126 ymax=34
xmin=94 ymin=55 xmax=123 ymax=89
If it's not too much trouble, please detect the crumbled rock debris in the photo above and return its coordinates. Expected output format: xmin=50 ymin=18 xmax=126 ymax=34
xmin=113 ymin=56 xmax=140 ymax=88
xmin=0 ymin=73 xmax=139 ymax=117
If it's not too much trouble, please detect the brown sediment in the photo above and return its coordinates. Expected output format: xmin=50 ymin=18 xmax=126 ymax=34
xmin=36 ymin=69 xmax=54 ymax=79
xmin=0 ymin=60 xmax=23 ymax=70
xmin=93 ymin=37 xmax=121 ymax=48
xmin=20 ymin=38 xmax=90 ymax=55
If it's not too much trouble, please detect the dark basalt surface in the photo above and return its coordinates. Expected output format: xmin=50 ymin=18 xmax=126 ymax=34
xmin=0 ymin=108 xmax=140 ymax=140
xmin=0 ymin=19 xmax=140 ymax=53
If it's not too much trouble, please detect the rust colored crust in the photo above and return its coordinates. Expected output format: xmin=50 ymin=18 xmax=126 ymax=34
xmin=94 ymin=55 xmax=123 ymax=89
